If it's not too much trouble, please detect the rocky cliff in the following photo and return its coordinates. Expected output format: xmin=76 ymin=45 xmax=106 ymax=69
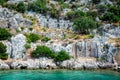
xmin=0 ymin=0 xmax=120 ymax=70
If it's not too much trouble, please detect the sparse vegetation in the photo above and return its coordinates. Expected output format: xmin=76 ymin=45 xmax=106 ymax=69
xmin=29 ymin=27 xmax=33 ymax=31
xmin=0 ymin=28 xmax=12 ymax=40
xmin=25 ymin=43 xmax=31 ymax=49
xmin=0 ymin=42 xmax=8 ymax=60
xmin=54 ymin=50 xmax=70 ymax=62
xmin=66 ymin=10 xmax=86 ymax=20
xmin=41 ymin=36 xmax=51 ymax=42
xmin=25 ymin=33 xmax=40 ymax=43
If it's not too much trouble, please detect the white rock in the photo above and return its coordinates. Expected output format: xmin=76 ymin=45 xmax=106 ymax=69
xmin=10 ymin=34 xmax=26 ymax=59
xmin=0 ymin=60 xmax=10 ymax=69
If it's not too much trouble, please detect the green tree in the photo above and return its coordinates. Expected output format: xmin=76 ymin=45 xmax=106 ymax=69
xmin=54 ymin=50 xmax=70 ymax=62
xmin=0 ymin=42 xmax=8 ymax=60
xmin=73 ymin=17 xmax=98 ymax=34
xmin=0 ymin=28 xmax=12 ymax=40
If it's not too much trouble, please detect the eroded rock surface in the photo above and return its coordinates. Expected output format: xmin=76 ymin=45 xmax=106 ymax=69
xmin=6 ymin=34 xmax=26 ymax=59
xmin=10 ymin=58 xmax=57 ymax=69
xmin=0 ymin=60 xmax=10 ymax=69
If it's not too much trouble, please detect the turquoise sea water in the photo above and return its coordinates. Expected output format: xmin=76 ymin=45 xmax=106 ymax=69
xmin=0 ymin=70 xmax=120 ymax=80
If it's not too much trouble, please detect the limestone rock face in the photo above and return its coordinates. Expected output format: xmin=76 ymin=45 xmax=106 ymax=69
xmin=47 ymin=43 xmax=72 ymax=54
xmin=60 ymin=59 xmax=113 ymax=69
xmin=0 ymin=7 xmax=32 ymax=29
xmin=26 ymin=58 xmax=57 ymax=69
xmin=114 ymin=50 xmax=120 ymax=67
xmin=10 ymin=58 xmax=57 ymax=69
xmin=6 ymin=34 xmax=26 ymax=59
xmin=10 ymin=61 xmax=28 ymax=69
xmin=0 ymin=60 xmax=10 ymax=69
xmin=72 ymin=24 xmax=120 ymax=63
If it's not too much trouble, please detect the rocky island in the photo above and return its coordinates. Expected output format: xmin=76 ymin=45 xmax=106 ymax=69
xmin=0 ymin=0 xmax=120 ymax=72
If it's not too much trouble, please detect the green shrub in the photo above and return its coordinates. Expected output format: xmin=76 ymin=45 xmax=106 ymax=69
xmin=27 ymin=0 xmax=47 ymax=13
xmin=66 ymin=10 xmax=86 ymax=20
xmin=92 ymin=0 xmax=100 ymax=4
xmin=0 ymin=28 xmax=12 ymax=40
xmin=88 ymin=34 xmax=94 ymax=38
xmin=0 ymin=0 xmax=8 ymax=6
xmin=26 ymin=33 xmax=40 ymax=43
xmin=16 ymin=2 xmax=26 ymax=13
xmin=73 ymin=17 xmax=98 ymax=34
xmin=0 ymin=42 xmax=8 ymax=60
xmin=41 ymin=36 xmax=50 ymax=42
xmin=31 ymin=45 xmax=56 ymax=58
xmin=54 ymin=50 xmax=70 ymax=62
xmin=100 ymin=12 xmax=120 ymax=23
xmin=87 ymin=11 xmax=98 ymax=19
xmin=7 ymin=4 xmax=16 ymax=10
xmin=21 ymin=27 xmax=24 ymax=31
xmin=25 ymin=43 xmax=31 ymax=49
xmin=96 ymin=5 xmax=108 ymax=13
xmin=108 ymin=6 xmax=120 ymax=16
xmin=0 ymin=42 xmax=6 ymax=53
xmin=0 ymin=53 xmax=8 ymax=60
xmin=49 ymin=8 xmax=58 ymax=18
xmin=29 ymin=27 xmax=33 ymax=31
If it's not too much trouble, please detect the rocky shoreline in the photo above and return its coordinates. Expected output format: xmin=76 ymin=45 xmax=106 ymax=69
xmin=0 ymin=0 xmax=120 ymax=73
xmin=0 ymin=58 xmax=119 ymax=71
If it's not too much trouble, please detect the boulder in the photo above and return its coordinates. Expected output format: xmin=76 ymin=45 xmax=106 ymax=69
xmin=0 ymin=60 xmax=10 ymax=69
xmin=10 ymin=34 xmax=26 ymax=59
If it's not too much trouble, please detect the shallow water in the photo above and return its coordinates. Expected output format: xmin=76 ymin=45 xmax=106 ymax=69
xmin=0 ymin=70 xmax=120 ymax=80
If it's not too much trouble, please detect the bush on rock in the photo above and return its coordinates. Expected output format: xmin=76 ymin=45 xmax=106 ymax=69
xmin=0 ymin=42 xmax=8 ymax=60
xmin=16 ymin=2 xmax=26 ymax=13
xmin=0 ymin=0 xmax=8 ymax=6
xmin=25 ymin=33 xmax=40 ymax=43
xmin=54 ymin=50 xmax=70 ymax=62
xmin=31 ymin=45 xmax=56 ymax=58
xmin=0 ymin=28 xmax=12 ymax=40
xmin=100 ymin=12 xmax=120 ymax=23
